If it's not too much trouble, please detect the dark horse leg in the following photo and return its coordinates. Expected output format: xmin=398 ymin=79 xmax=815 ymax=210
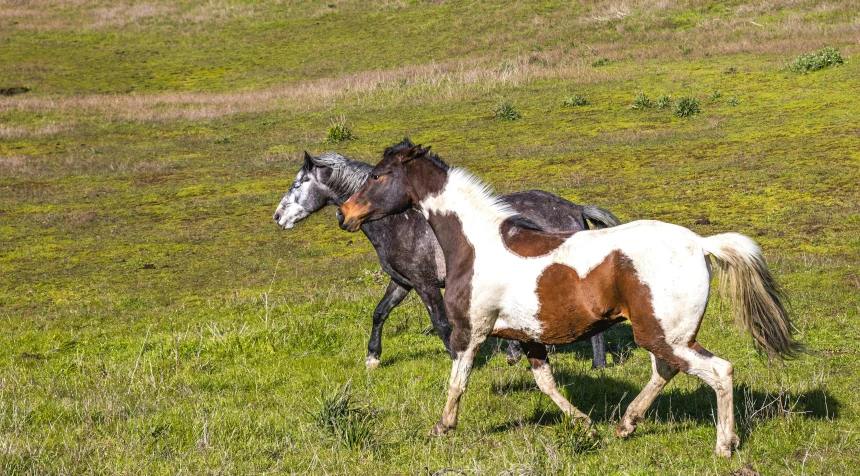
xmin=412 ymin=282 xmax=453 ymax=358
xmin=505 ymin=334 xmax=607 ymax=369
xmin=366 ymin=279 xmax=411 ymax=369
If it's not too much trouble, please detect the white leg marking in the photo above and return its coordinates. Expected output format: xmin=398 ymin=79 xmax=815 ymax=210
xmin=617 ymin=353 xmax=678 ymax=437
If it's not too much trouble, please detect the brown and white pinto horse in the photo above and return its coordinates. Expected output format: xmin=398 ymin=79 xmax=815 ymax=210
xmin=339 ymin=141 xmax=800 ymax=456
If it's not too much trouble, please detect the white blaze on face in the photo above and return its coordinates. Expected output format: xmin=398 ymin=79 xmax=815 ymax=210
xmin=275 ymin=174 xmax=311 ymax=229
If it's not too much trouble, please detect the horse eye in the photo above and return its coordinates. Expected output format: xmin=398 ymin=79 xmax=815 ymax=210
xmin=371 ymin=174 xmax=380 ymax=180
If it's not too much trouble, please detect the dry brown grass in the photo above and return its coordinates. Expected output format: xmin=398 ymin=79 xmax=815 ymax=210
xmin=0 ymin=123 xmax=69 ymax=139
xmin=0 ymin=58 xmax=553 ymax=124
xmin=0 ymin=0 xmax=257 ymax=30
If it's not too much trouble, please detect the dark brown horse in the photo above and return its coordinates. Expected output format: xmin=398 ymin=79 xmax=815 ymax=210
xmin=339 ymin=140 xmax=799 ymax=456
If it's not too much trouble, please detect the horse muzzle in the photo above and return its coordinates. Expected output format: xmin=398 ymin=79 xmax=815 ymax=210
xmin=338 ymin=202 xmax=367 ymax=232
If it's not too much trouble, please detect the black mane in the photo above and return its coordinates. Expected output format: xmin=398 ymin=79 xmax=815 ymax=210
xmin=385 ymin=137 xmax=450 ymax=171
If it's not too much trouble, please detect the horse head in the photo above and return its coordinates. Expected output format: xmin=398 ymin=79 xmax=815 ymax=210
xmin=339 ymin=139 xmax=435 ymax=232
xmin=273 ymin=151 xmax=343 ymax=229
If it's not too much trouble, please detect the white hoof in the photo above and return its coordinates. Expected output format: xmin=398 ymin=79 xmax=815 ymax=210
xmin=365 ymin=356 xmax=381 ymax=369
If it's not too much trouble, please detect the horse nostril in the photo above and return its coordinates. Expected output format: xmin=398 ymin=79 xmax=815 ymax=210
xmin=336 ymin=209 xmax=345 ymax=226
xmin=273 ymin=213 xmax=281 ymax=222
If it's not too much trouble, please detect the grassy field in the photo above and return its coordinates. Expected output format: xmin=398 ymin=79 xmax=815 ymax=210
xmin=1 ymin=0 xmax=859 ymax=474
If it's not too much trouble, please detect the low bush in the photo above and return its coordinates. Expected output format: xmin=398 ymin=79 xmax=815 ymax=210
xmin=789 ymin=47 xmax=844 ymax=74
xmin=494 ymin=101 xmax=522 ymax=120
xmin=674 ymin=96 xmax=701 ymax=117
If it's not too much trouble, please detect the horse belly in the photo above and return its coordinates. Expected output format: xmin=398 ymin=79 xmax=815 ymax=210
xmin=534 ymin=261 xmax=626 ymax=345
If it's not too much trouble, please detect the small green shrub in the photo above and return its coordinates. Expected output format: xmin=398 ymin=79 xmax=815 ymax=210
xmin=591 ymin=57 xmax=611 ymax=67
xmin=498 ymin=59 xmax=516 ymax=72
xmin=326 ymin=116 xmax=356 ymax=143
xmin=789 ymin=47 xmax=844 ymax=73
xmin=312 ymin=383 xmax=376 ymax=450
xmin=728 ymin=97 xmax=740 ymax=106
xmin=655 ymin=95 xmax=671 ymax=109
xmin=494 ymin=101 xmax=522 ymax=120
xmin=711 ymin=90 xmax=722 ymax=101
xmin=554 ymin=416 xmax=600 ymax=456
xmin=631 ymin=91 xmax=652 ymax=110
xmin=674 ymin=96 xmax=701 ymax=117
xmin=562 ymin=94 xmax=589 ymax=107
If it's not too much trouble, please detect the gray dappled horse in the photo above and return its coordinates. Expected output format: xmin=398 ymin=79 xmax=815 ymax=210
xmin=273 ymin=148 xmax=620 ymax=368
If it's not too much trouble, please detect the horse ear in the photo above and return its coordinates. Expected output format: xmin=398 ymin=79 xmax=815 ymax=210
xmin=303 ymin=151 xmax=314 ymax=169
xmin=399 ymin=145 xmax=426 ymax=163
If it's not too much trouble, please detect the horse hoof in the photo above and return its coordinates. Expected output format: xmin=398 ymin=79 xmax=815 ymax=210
xmin=714 ymin=445 xmax=732 ymax=457
xmin=715 ymin=434 xmax=740 ymax=456
xmin=429 ymin=422 xmax=450 ymax=436
xmin=365 ymin=356 xmax=381 ymax=369
xmin=506 ymin=353 xmax=523 ymax=366
xmin=615 ymin=421 xmax=636 ymax=438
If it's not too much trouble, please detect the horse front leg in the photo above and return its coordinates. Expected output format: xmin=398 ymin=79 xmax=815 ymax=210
xmin=430 ymin=310 xmax=490 ymax=435
xmin=412 ymin=283 xmax=452 ymax=357
xmin=366 ymin=279 xmax=411 ymax=369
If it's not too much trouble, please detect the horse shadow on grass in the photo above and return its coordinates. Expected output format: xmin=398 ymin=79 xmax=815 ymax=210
xmin=485 ymin=334 xmax=839 ymax=446
xmin=478 ymin=322 xmax=640 ymax=370
xmin=488 ymin=367 xmax=839 ymax=446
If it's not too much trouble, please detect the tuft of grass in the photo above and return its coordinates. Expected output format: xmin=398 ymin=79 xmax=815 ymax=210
xmin=591 ymin=57 xmax=611 ymax=67
xmin=789 ymin=47 xmax=844 ymax=74
xmin=711 ymin=90 xmax=722 ymax=101
xmin=312 ymin=382 xmax=376 ymax=450
xmin=326 ymin=115 xmax=356 ymax=143
xmin=494 ymin=101 xmax=522 ymax=120
xmin=561 ymin=94 xmax=589 ymax=107
xmin=631 ymin=91 xmax=652 ymax=110
xmin=554 ymin=415 xmax=600 ymax=456
xmin=728 ymin=97 xmax=740 ymax=106
xmin=674 ymin=96 xmax=701 ymax=117
xmin=655 ymin=95 xmax=671 ymax=109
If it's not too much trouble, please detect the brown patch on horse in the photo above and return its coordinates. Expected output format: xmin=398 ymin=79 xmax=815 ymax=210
xmin=427 ymin=211 xmax=474 ymax=355
xmin=500 ymin=217 xmax=573 ymax=257
xmin=491 ymin=327 xmax=533 ymax=343
xmin=534 ymin=251 xmax=689 ymax=372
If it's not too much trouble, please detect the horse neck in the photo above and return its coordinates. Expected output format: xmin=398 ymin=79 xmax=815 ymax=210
xmin=417 ymin=167 xmax=514 ymax=269
xmin=324 ymin=161 xmax=372 ymax=205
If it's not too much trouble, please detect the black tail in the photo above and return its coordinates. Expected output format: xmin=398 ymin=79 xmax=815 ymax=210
xmin=582 ymin=205 xmax=622 ymax=229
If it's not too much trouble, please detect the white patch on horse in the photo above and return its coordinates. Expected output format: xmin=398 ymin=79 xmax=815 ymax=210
xmin=419 ymin=170 xmax=712 ymax=347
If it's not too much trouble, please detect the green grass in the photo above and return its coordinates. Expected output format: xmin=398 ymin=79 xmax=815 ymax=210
xmin=1 ymin=1 xmax=859 ymax=474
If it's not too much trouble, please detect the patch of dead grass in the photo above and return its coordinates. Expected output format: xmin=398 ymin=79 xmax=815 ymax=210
xmin=0 ymin=123 xmax=69 ymax=139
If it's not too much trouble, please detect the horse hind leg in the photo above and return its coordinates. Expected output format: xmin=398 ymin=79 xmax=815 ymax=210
xmin=616 ymin=353 xmax=678 ymax=438
xmin=684 ymin=344 xmax=739 ymax=456
xmin=522 ymin=342 xmax=595 ymax=433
